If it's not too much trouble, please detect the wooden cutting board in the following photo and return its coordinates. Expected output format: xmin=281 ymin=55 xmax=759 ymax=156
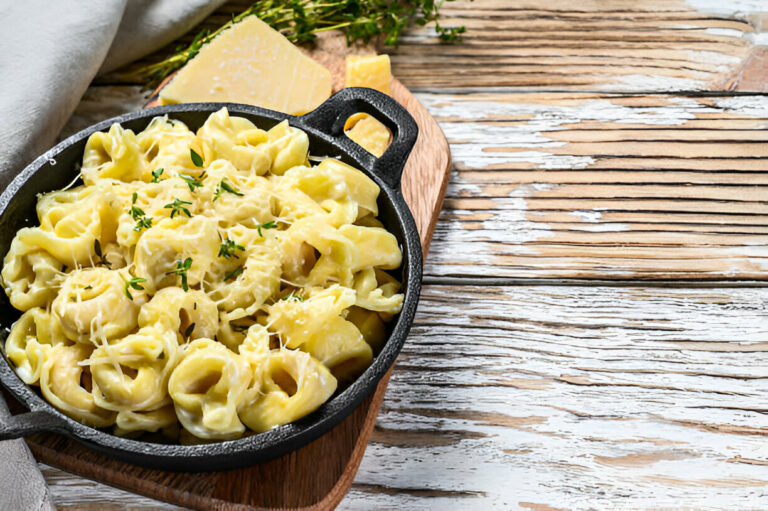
xmin=13 ymin=31 xmax=451 ymax=510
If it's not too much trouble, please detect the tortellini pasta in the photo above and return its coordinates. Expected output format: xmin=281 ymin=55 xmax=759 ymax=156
xmin=1 ymin=108 xmax=404 ymax=441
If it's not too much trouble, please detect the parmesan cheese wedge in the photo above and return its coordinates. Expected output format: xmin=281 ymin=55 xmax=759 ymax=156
xmin=159 ymin=16 xmax=332 ymax=115
xmin=345 ymin=54 xmax=392 ymax=95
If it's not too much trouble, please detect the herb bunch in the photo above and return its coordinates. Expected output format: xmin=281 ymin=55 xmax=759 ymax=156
xmin=127 ymin=0 xmax=465 ymax=88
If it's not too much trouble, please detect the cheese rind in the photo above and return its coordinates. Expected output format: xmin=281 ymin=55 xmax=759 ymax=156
xmin=345 ymin=55 xmax=392 ymax=95
xmin=159 ymin=16 xmax=332 ymax=115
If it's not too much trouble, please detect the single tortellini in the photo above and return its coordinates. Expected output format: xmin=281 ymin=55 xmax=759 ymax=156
xmin=198 ymin=160 xmax=275 ymax=228
xmin=238 ymin=348 xmax=337 ymax=433
xmin=82 ymin=123 xmax=146 ymax=184
xmin=268 ymin=286 xmax=371 ymax=381
xmin=346 ymin=306 xmax=387 ymax=352
xmin=90 ymin=326 xmax=179 ymax=412
xmin=138 ymin=287 xmax=218 ymax=340
xmin=317 ymin=158 xmax=380 ymax=218
xmin=40 ymin=343 xmax=116 ymax=427
xmin=114 ymin=405 xmax=178 ymax=437
xmin=133 ymin=216 xmax=218 ymax=293
xmin=267 ymin=285 xmax=355 ymax=350
xmin=207 ymin=226 xmax=281 ymax=314
xmin=168 ymin=339 xmax=251 ymax=440
xmin=1 ymin=244 xmax=61 ymax=311
xmin=197 ymin=107 xmax=272 ymax=174
xmin=338 ymin=224 xmax=401 ymax=272
xmin=278 ymin=216 xmax=358 ymax=287
xmin=5 ymin=308 xmax=68 ymax=384
xmin=267 ymin=120 xmax=309 ymax=175
xmin=353 ymin=268 xmax=404 ymax=314
xmin=15 ymin=208 xmax=101 ymax=268
xmin=275 ymin=165 xmax=357 ymax=227
xmin=37 ymin=184 xmax=122 ymax=247
xmin=52 ymin=268 xmax=145 ymax=343
xmin=300 ymin=316 xmax=372 ymax=382
xmin=136 ymin=115 xmax=199 ymax=175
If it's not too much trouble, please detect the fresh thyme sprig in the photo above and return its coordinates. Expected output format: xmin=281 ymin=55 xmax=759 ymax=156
xmin=224 ymin=266 xmax=244 ymax=281
xmin=151 ymin=168 xmax=164 ymax=183
xmin=164 ymin=198 xmax=193 ymax=218
xmin=93 ymin=239 xmax=111 ymax=268
xmin=130 ymin=192 xmax=153 ymax=231
xmin=218 ymin=237 xmax=245 ymax=259
xmin=124 ymin=0 xmax=465 ymax=89
xmin=168 ymin=257 xmax=193 ymax=291
xmin=282 ymin=292 xmax=305 ymax=302
xmin=213 ymin=178 xmax=244 ymax=201
xmin=257 ymin=220 xmax=277 ymax=237
xmin=121 ymin=275 xmax=146 ymax=301
xmin=179 ymin=171 xmax=206 ymax=192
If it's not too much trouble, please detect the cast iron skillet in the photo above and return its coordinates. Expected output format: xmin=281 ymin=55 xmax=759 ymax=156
xmin=0 ymin=87 xmax=421 ymax=471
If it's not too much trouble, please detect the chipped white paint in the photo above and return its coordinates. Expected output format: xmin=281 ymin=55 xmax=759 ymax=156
xmin=415 ymin=94 xmax=717 ymax=171
xmin=605 ymin=74 xmax=709 ymax=92
xmin=688 ymin=0 xmax=768 ymax=49
xmin=684 ymin=50 xmax=743 ymax=69
xmin=344 ymin=285 xmax=768 ymax=509
xmin=571 ymin=210 xmax=603 ymax=223
xmin=416 ymin=94 xmax=712 ymax=126
xmin=686 ymin=0 xmax=768 ymax=18
xmin=704 ymin=27 xmax=747 ymax=39
xmin=414 ymin=91 xmax=768 ymax=279
xmin=715 ymin=95 xmax=768 ymax=117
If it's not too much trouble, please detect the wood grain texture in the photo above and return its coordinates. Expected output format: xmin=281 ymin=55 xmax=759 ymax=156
xmin=422 ymin=91 xmax=768 ymax=280
xmin=26 ymin=66 xmax=450 ymax=511
xmin=345 ymin=284 xmax=768 ymax=509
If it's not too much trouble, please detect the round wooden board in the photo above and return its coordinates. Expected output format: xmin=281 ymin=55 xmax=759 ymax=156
xmin=11 ymin=32 xmax=452 ymax=511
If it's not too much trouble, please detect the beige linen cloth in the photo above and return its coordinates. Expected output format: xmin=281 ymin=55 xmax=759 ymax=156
xmin=0 ymin=1 xmax=226 ymax=509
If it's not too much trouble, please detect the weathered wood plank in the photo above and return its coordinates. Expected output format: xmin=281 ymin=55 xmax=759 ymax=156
xmin=421 ymin=92 xmax=768 ymax=280
xmin=44 ymin=284 xmax=768 ymax=509
xmin=344 ymin=284 xmax=768 ymax=509
xmin=387 ymin=0 xmax=765 ymax=92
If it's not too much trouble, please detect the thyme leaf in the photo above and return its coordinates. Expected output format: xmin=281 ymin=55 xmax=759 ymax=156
xmin=218 ymin=237 xmax=245 ymax=259
xmin=213 ymin=178 xmax=244 ymax=201
xmin=151 ymin=168 xmax=164 ymax=183
xmin=179 ymin=171 xmax=206 ymax=192
xmin=190 ymin=149 xmax=204 ymax=167
xmin=164 ymin=198 xmax=193 ymax=219
xmin=121 ymin=276 xmax=146 ymax=301
xmin=168 ymin=257 xmax=193 ymax=291
xmin=224 ymin=266 xmax=244 ymax=281
xmin=257 ymin=220 xmax=277 ymax=237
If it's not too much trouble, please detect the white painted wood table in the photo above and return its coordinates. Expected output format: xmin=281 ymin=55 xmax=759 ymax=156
xmin=44 ymin=1 xmax=768 ymax=509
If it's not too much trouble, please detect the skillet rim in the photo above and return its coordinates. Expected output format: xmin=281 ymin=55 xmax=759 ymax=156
xmin=0 ymin=96 xmax=422 ymax=470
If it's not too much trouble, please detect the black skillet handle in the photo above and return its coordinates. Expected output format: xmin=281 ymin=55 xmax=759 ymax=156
xmin=296 ymin=87 xmax=419 ymax=190
xmin=0 ymin=409 xmax=72 ymax=440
